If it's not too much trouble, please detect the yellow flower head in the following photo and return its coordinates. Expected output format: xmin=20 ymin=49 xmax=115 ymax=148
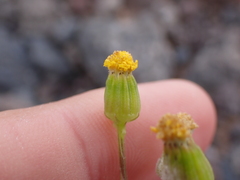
xmin=103 ymin=51 xmax=138 ymax=72
xmin=151 ymin=113 xmax=198 ymax=141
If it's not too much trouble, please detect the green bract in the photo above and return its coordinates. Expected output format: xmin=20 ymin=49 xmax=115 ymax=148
xmin=103 ymin=51 xmax=141 ymax=180
xmin=157 ymin=138 xmax=214 ymax=180
xmin=152 ymin=113 xmax=214 ymax=180
xmin=104 ymin=72 xmax=140 ymax=127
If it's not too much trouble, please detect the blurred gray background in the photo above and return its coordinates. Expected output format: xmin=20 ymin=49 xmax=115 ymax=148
xmin=0 ymin=0 xmax=240 ymax=179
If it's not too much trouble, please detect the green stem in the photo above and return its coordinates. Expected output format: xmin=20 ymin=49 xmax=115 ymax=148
xmin=117 ymin=125 xmax=127 ymax=180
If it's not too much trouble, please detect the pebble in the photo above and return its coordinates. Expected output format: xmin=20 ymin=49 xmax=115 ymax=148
xmin=184 ymin=27 xmax=240 ymax=114
xmin=230 ymin=145 xmax=240 ymax=176
xmin=49 ymin=17 xmax=77 ymax=43
xmin=0 ymin=26 xmax=37 ymax=90
xmin=205 ymin=146 xmax=222 ymax=180
xmin=0 ymin=90 xmax=35 ymax=111
xmin=28 ymin=35 xmax=70 ymax=75
xmin=18 ymin=0 xmax=71 ymax=35
xmin=230 ymin=123 xmax=240 ymax=143
xmin=95 ymin=0 xmax=123 ymax=14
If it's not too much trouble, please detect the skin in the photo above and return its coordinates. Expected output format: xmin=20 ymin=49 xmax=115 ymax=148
xmin=0 ymin=79 xmax=216 ymax=180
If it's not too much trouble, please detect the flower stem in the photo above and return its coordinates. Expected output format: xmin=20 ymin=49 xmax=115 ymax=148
xmin=117 ymin=125 xmax=127 ymax=180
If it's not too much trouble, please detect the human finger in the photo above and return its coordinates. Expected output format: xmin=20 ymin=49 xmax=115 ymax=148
xmin=0 ymin=79 xmax=216 ymax=180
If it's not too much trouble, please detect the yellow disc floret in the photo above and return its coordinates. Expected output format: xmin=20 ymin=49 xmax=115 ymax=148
xmin=151 ymin=113 xmax=198 ymax=141
xmin=103 ymin=51 xmax=138 ymax=72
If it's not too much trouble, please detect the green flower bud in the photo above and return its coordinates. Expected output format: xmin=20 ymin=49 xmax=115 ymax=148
xmin=151 ymin=113 xmax=214 ymax=180
xmin=104 ymin=51 xmax=140 ymax=127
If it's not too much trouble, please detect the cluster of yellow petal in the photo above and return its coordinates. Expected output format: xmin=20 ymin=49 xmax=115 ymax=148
xmin=103 ymin=51 xmax=138 ymax=72
xmin=151 ymin=113 xmax=198 ymax=141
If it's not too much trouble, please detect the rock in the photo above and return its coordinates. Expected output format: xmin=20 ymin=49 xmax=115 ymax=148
xmin=18 ymin=0 xmax=57 ymax=33
xmin=95 ymin=0 xmax=123 ymax=14
xmin=205 ymin=146 xmax=222 ymax=180
xmin=0 ymin=0 xmax=19 ymax=31
xmin=28 ymin=35 xmax=70 ymax=75
xmin=230 ymin=122 xmax=240 ymax=144
xmin=19 ymin=0 xmax=56 ymax=19
xmin=125 ymin=0 xmax=152 ymax=10
xmin=222 ymin=155 xmax=239 ymax=180
xmin=150 ymin=0 xmax=180 ymax=28
xmin=68 ymin=0 xmax=95 ymax=14
xmin=230 ymin=145 xmax=240 ymax=176
xmin=0 ymin=26 xmax=37 ymax=90
xmin=49 ymin=17 xmax=77 ymax=43
xmin=18 ymin=0 xmax=71 ymax=35
xmin=222 ymin=5 xmax=240 ymax=24
xmin=184 ymin=27 xmax=240 ymax=114
xmin=215 ymin=82 xmax=240 ymax=114
xmin=78 ymin=12 xmax=175 ymax=85
xmin=0 ymin=1 xmax=14 ymax=19
xmin=0 ymin=90 xmax=35 ymax=111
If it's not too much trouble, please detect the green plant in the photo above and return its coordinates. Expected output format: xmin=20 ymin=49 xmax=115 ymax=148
xmin=104 ymin=51 xmax=141 ymax=180
xmin=151 ymin=113 xmax=214 ymax=180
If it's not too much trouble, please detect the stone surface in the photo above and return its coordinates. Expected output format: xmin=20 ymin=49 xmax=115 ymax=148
xmin=95 ymin=0 xmax=123 ymax=14
xmin=231 ymin=145 xmax=240 ymax=176
xmin=184 ymin=27 xmax=240 ymax=114
xmin=49 ymin=17 xmax=77 ymax=43
xmin=150 ymin=0 xmax=180 ymax=28
xmin=230 ymin=123 xmax=240 ymax=144
xmin=205 ymin=146 xmax=222 ymax=180
xmin=0 ymin=90 xmax=35 ymax=111
xmin=28 ymin=35 xmax=70 ymax=75
xmin=18 ymin=0 xmax=57 ymax=33
xmin=68 ymin=0 xmax=95 ymax=14
xmin=18 ymin=0 xmax=72 ymax=35
xmin=0 ymin=26 xmax=37 ymax=90
xmin=79 ymin=12 xmax=175 ymax=86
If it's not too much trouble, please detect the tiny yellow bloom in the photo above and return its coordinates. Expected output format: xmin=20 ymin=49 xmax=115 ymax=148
xmin=151 ymin=113 xmax=214 ymax=180
xmin=151 ymin=113 xmax=198 ymax=141
xmin=103 ymin=51 xmax=141 ymax=180
xmin=104 ymin=51 xmax=140 ymax=127
xmin=104 ymin=51 xmax=138 ymax=72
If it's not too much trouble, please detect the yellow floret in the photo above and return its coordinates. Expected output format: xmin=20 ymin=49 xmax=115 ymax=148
xmin=151 ymin=113 xmax=198 ymax=141
xmin=103 ymin=51 xmax=138 ymax=72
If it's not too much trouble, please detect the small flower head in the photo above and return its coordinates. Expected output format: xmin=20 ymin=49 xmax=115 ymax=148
xmin=104 ymin=51 xmax=140 ymax=126
xmin=151 ymin=113 xmax=198 ymax=141
xmin=152 ymin=113 xmax=214 ymax=180
xmin=104 ymin=51 xmax=138 ymax=72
